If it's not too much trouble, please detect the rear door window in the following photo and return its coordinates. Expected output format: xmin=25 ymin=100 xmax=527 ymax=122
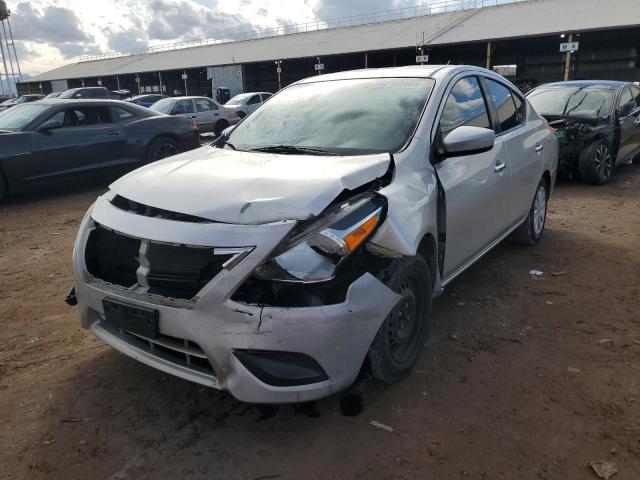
xmin=247 ymin=95 xmax=261 ymax=105
xmin=175 ymin=100 xmax=194 ymax=114
xmin=439 ymin=76 xmax=491 ymax=139
xmin=485 ymin=79 xmax=523 ymax=132
xmin=112 ymin=107 xmax=135 ymax=122
xmin=195 ymin=98 xmax=217 ymax=112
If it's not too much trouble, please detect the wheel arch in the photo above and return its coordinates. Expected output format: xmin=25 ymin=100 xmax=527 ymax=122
xmin=416 ymin=233 xmax=438 ymax=292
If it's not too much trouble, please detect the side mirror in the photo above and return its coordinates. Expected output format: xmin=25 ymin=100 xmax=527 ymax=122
xmin=441 ymin=126 xmax=496 ymax=157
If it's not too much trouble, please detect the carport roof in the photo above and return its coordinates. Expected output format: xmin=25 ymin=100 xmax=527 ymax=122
xmin=25 ymin=0 xmax=640 ymax=83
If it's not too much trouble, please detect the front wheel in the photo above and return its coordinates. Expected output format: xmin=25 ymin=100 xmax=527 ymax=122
xmin=147 ymin=137 xmax=181 ymax=163
xmin=367 ymin=256 xmax=432 ymax=384
xmin=579 ymin=141 xmax=614 ymax=185
xmin=511 ymin=178 xmax=548 ymax=245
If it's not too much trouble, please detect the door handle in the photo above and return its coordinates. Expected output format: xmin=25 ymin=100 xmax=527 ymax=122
xmin=190 ymin=115 xmax=196 ymax=119
xmin=494 ymin=161 xmax=507 ymax=173
xmin=107 ymin=130 xmax=121 ymax=136
xmin=535 ymin=143 xmax=544 ymax=152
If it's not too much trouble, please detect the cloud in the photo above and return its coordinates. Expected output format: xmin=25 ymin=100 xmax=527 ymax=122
xmin=313 ymin=0 xmax=416 ymax=19
xmin=9 ymin=2 xmax=94 ymax=43
xmin=104 ymin=28 xmax=149 ymax=52
xmin=147 ymin=0 xmax=258 ymax=41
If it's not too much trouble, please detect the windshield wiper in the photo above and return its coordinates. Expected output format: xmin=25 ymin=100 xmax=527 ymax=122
xmin=250 ymin=145 xmax=341 ymax=156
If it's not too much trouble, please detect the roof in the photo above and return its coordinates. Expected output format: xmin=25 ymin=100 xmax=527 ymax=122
xmin=540 ymin=80 xmax=628 ymax=89
xmin=25 ymin=0 xmax=640 ymax=83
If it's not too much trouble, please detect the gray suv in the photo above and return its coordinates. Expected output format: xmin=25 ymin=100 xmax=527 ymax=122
xmin=70 ymin=65 xmax=558 ymax=403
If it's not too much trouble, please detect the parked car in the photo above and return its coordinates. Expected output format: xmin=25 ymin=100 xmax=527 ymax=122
xmin=0 ymin=99 xmax=200 ymax=201
xmin=127 ymin=94 xmax=168 ymax=108
xmin=45 ymin=92 xmax=63 ymax=99
xmin=527 ymin=80 xmax=640 ymax=184
xmin=0 ymin=94 xmax=45 ymax=111
xmin=149 ymin=96 xmax=239 ymax=135
xmin=59 ymin=87 xmax=112 ymax=99
xmin=69 ymin=65 xmax=557 ymax=403
xmin=225 ymin=92 xmax=273 ymax=118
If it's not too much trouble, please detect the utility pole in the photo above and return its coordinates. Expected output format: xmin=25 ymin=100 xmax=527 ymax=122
xmin=563 ymin=33 xmax=573 ymax=81
xmin=486 ymin=41 xmax=492 ymax=70
xmin=275 ymin=60 xmax=282 ymax=90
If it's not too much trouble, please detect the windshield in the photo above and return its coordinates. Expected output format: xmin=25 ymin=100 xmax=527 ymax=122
xmin=527 ymin=86 xmax=615 ymax=118
xmin=58 ymin=90 xmax=79 ymax=99
xmin=0 ymin=104 xmax=50 ymax=130
xmin=229 ymin=78 xmax=434 ymax=154
xmin=226 ymin=94 xmax=251 ymax=105
xmin=149 ymin=98 xmax=176 ymax=113
xmin=4 ymin=96 xmax=29 ymax=105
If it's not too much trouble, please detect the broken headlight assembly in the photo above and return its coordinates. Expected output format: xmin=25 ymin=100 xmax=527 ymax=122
xmin=254 ymin=194 xmax=387 ymax=283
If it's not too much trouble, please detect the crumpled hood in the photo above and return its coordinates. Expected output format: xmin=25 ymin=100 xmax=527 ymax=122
xmin=110 ymin=145 xmax=391 ymax=224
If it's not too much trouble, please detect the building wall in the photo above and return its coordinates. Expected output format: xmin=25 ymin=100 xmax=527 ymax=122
xmin=16 ymin=26 xmax=640 ymax=96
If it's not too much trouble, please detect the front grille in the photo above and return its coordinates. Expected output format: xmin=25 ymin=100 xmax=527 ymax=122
xmin=100 ymin=320 xmax=216 ymax=379
xmin=85 ymin=225 xmax=233 ymax=299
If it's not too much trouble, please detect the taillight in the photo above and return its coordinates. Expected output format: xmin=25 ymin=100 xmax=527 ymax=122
xmin=191 ymin=119 xmax=198 ymax=129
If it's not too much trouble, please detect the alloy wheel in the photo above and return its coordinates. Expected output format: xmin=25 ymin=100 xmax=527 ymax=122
xmin=153 ymin=142 xmax=178 ymax=161
xmin=533 ymin=184 xmax=547 ymax=237
xmin=594 ymin=144 xmax=613 ymax=182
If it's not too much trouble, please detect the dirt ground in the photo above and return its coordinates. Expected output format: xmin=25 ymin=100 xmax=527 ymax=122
xmin=1 ymin=165 xmax=639 ymax=480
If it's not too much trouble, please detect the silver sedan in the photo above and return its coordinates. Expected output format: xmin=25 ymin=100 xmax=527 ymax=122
xmin=150 ymin=96 xmax=239 ymax=135
xmin=71 ymin=65 xmax=557 ymax=403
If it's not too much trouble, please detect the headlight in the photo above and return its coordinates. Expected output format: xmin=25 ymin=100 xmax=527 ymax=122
xmin=254 ymin=194 xmax=386 ymax=283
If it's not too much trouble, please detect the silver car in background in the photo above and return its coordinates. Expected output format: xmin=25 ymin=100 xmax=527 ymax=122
xmin=225 ymin=92 xmax=273 ymax=118
xmin=71 ymin=65 xmax=557 ymax=403
xmin=150 ymin=96 xmax=239 ymax=135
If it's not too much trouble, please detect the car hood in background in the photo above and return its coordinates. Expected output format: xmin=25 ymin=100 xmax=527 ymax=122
xmin=109 ymin=146 xmax=391 ymax=224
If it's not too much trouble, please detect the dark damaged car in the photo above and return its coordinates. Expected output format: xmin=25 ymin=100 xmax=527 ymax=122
xmin=527 ymin=80 xmax=640 ymax=184
xmin=0 ymin=99 xmax=200 ymax=201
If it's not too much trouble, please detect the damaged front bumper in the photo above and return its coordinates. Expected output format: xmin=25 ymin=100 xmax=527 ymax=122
xmin=73 ymin=195 xmax=400 ymax=403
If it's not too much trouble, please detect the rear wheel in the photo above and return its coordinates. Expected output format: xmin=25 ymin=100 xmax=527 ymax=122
xmin=579 ymin=141 xmax=614 ymax=185
xmin=147 ymin=137 xmax=181 ymax=163
xmin=511 ymin=178 xmax=548 ymax=245
xmin=368 ymin=256 xmax=432 ymax=384
xmin=0 ymin=173 xmax=6 ymax=204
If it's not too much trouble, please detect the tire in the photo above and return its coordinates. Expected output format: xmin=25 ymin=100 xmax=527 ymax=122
xmin=578 ymin=141 xmax=614 ymax=185
xmin=147 ymin=137 xmax=181 ymax=163
xmin=213 ymin=120 xmax=229 ymax=137
xmin=0 ymin=173 xmax=5 ymax=204
xmin=367 ymin=256 xmax=432 ymax=384
xmin=511 ymin=178 xmax=548 ymax=245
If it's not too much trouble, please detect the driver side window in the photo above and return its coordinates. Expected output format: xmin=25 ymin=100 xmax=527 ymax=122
xmin=39 ymin=110 xmax=66 ymax=130
xmin=619 ymin=87 xmax=634 ymax=109
xmin=439 ymin=76 xmax=491 ymax=140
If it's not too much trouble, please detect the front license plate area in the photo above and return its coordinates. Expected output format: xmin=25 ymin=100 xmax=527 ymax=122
xmin=102 ymin=298 xmax=159 ymax=339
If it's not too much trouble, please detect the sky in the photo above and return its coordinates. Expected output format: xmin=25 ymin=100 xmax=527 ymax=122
xmin=4 ymin=0 xmax=428 ymax=77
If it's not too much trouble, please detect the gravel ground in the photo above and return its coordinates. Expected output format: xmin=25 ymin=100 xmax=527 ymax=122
xmin=1 ymin=164 xmax=639 ymax=480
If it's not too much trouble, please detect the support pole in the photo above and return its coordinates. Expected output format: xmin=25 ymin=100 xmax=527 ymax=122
xmin=364 ymin=52 xmax=368 ymax=69
xmin=563 ymin=33 xmax=573 ymax=81
xmin=0 ymin=24 xmax=10 ymax=95
xmin=116 ymin=75 xmax=120 ymax=90
xmin=486 ymin=41 xmax=492 ymax=70
xmin=6 ymin=17 xmax=21 ymax=78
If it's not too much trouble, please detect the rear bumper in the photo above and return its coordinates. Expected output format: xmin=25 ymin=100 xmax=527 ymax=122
xmin=73 ymin=197 xmax=400 ymax=403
